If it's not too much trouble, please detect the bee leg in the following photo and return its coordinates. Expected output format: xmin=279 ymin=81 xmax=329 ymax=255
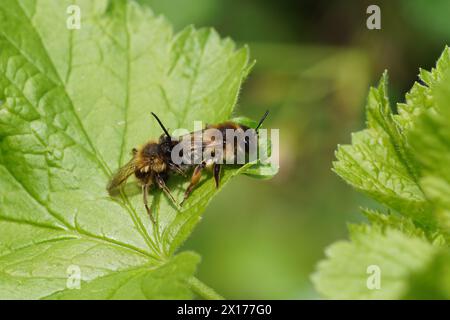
xmin=155 ymin=174 xmax=180 ymax=209
xmin=132 ymin=148 xmax=138 ymax=155
xmin=169 ymin=163 xmax=186 ymax=177
xmin=213 ymin=163 xmax=221 ymax=188
xmin=142 ymin=183 xmax=156 ymax=224
xmin=181 ymin=161 xmax=206 ymax=206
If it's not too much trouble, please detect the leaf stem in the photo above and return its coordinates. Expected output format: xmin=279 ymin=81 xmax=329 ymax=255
xmin=187 ymin=276 xmax=225 ymax=300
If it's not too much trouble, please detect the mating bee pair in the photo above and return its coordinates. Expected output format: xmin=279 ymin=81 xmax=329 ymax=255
xmin=107 ymin=111 xmax=269 ymax=223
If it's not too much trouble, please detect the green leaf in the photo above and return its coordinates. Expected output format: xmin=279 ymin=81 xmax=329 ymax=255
xmin=334 ymin=72 xmax=432 ymax=226
xmin=362 ymin=208 xmax=446 ymax=245
xmin=45 ymin=252 xmax=200 ymax=299
xmin=0 ymin=0 xmax=269 ymax=299
xmin=311 ymin=226 xmax=440 ymax=299
xmin=410 ymin=59 xmax=450 ymax=237
xmin=314 ymin=47 xmax=450 ymax=299
xmin=402 ymin=250 xmax=450 ymax=299
xmin=362 ymin=209 xmax=427 ymax=239
xmin=333 ymin=59 xmax=450 ymax=228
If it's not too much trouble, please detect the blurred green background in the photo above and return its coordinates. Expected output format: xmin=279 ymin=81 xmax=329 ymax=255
xmin=138 ymin=0 xmax=450 ymax=299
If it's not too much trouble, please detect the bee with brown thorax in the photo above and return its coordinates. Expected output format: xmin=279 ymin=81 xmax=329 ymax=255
xmin=107 ymin=113 xmax=184 ymax=223
xmin=174 ymin=110 xmax=269 ymax=205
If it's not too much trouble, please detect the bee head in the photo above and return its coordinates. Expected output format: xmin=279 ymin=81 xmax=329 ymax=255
xmin=140 ymin=143 xmax=166 ymax=173
xmin=158 ymin=134 xmax=173 ymax=158
xmin=150 ymin=113 xmax=175 ymax=159
xmin=142 ymin=143 xmax=160 ymax=159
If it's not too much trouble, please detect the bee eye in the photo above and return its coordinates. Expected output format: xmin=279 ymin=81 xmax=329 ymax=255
xmin=160 ymin=142 xmax=170 ymax=154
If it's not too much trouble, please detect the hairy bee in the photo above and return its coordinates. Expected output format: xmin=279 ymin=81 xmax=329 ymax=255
xmin=107 ymin=113 xmax=184 ymax=223
xmin=174 ymin=110 xmax=269 ymax=205
xmin=108 ymin=111 xmax=269 ymax=223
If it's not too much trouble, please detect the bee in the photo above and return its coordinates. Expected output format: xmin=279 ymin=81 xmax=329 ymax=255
xmin=108 ymin=111 xmax=269 ymax=223
xmin=107 ymin=113 xmax=184 ymax=223
xmin=174 ymin=110 xmax=269 ymax=205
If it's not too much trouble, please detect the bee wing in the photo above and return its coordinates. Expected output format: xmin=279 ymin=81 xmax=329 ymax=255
xmin=177 ymin=129 xmax=223 ymax=152
xmin=174 ymin=132 xmax=223 ymax=164
xmin=176 ymin=129 xmax=203 ymax=143
xmin=107 ymin=158 xmax=138 ymax=192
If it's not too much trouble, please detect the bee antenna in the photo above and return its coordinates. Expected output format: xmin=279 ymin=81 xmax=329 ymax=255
xmin=255 ymin=110 xmax=269 ymax=133
xmin=151 ymin=112 xmax=171 ymax=139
